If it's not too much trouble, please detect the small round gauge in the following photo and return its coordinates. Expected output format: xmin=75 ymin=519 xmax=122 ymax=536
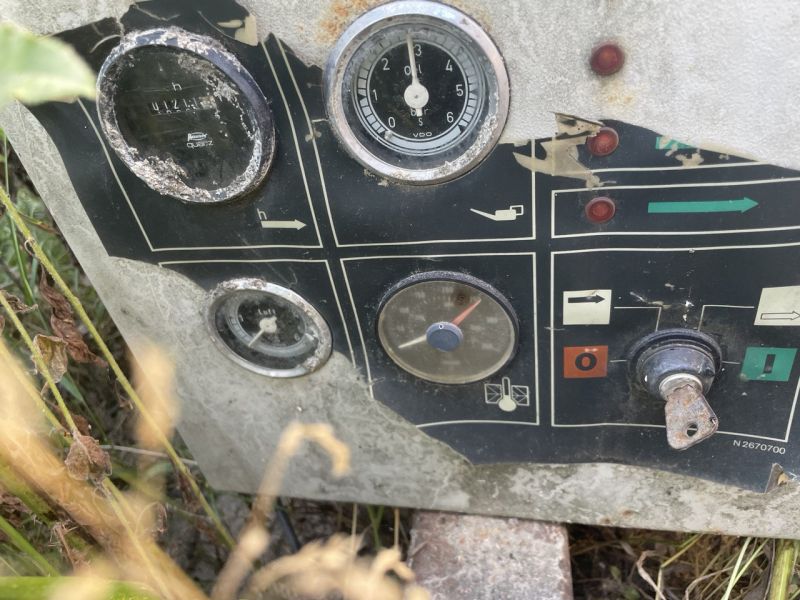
xmin=208 ymin=279 xmax=331 ymax=378
xmin=97 ymin=28 xmax=275 ymax=203
xmin=324 ymin=1 xmax=510 ymax=184
xmin=377 ymin=271 xmax=518 ymax=384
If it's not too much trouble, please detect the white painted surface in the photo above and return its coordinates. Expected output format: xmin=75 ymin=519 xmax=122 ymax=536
xmin=5 ymin=0 xmax=800 ymax=170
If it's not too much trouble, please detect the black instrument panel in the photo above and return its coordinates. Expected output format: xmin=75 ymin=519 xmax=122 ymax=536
xmin=30 ymin=0 xmax=800 ymax=491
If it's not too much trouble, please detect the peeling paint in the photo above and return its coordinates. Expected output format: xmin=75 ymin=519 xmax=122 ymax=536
xmin=513 ymin=113 xmax=602 ymax=187
xmin=195 ymin=9 xmax=259 ymax=46
xmin=315 ymin=0 xmax=493 ymax=47
xmin=215 ymin=15 xmax=258 ymax=45
xmin=629 ymin=291 xmax=666 ymax=307
xmin=675 ymin=150 xmax=704 ymax=167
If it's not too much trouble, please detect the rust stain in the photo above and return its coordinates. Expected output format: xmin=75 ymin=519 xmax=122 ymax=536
xmin=596 ymin=62 xmax=637 ymax=108
xmin=316 ymin=0 xmax=494 ymax=46
xmin=602 ymin=89 xmax=635 ymax=107
xmin=317 ymin=0 xmax=383 ymax=45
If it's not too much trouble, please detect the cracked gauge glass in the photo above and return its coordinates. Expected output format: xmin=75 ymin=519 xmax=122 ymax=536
xmin=377 ymin=271 xmax=518 ymax=384
xmin=324 ymin=1 xmax=510 ymax=184
xmin=97 ymin=28 xmax=275 ymax=203
xmin=208 ymin=280 xmax=332 ymax=378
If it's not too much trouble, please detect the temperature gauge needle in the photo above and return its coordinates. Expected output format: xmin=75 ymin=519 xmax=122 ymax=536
xmin=397 ymin=333 xmax=428 ymax=349
xmin=397 ymin=298 xmax=482 ymax=349
xmin=450 ymin=297 xmax=482 ymax=326
xmin=404 ymin=35 xmax=429 ymax=117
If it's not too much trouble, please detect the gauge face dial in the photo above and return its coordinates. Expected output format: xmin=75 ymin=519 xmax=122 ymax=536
xmin=98 ymin=28 xmax=275 ymax=203
xmin=325 ymin=1 xmax=509 ymax=183
xmin=351 ymin=27 xmax=481 ymax=157
xmin=377 ymin=272 xmax=518 ymax=384
xmin=209 ymin=280 xmax=331 ymax=378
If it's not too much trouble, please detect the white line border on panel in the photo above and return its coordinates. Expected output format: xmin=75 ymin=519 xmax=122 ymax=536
xmin=551 ymin=176 xmax=800 ymax=239
xmin=280 ymin=39 xmax=536 ymax=249
xmin=79 ymin=99 xmax=155 ymax=252
xmin=550 ymin=244 xmax=800 ymax=444
xmin=614 ymin=306 xmax=662 ymax=331
xmin=590 ymin=161 xmax=764 ymax=174
xmin=158 ymin=258 xmax=355 ymax=366
xmin=275 ymin=39 xmax=340 ymax=247
xmin=81 ymin=47 xmax=325 ymax=252
xmin=340 ymin=252 xmax=540 ymax=428
xmin=260 ymin=41 xmax=324 ymax=248
xmin=331 ymin=164 xmax=536 ymax=248
xmin=697 ymin=304 xmax=755 ymax=331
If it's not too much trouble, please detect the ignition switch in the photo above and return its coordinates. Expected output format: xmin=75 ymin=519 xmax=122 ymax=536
xmin=628 ymin=330 xmax=722 ymax=450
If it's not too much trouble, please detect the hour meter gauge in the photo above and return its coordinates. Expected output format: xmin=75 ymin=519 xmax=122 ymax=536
xmin=97 ymin=28 xmax=275 ymax=203
xmin=208 ymin=279 xmax=332 ymax=378
xmin=324 ymin=1 xmax=510 ymax=184
xmin=377 ymin=271 xmax=518 ymax=384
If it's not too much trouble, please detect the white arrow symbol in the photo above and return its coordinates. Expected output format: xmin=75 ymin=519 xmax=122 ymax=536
xmin=260 ymin=219 xmax=306 ymax=230
xmin=760 ymin=311 xmax=800 ymax=321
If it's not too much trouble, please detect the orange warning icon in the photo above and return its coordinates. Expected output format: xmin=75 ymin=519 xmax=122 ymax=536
xmin=563 ymin=345 xmax=608 ymax=378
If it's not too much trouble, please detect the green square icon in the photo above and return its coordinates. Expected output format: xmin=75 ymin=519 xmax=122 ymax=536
xmin=741 ymin=347 xmax=797 ymax=382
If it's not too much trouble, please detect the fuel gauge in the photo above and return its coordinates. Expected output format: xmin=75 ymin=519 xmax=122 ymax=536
xmin=377 ymin=271 xmax=518 ymax=384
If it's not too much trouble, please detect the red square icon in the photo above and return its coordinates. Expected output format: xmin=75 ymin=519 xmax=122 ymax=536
xmin=563 ymin=345 xmax=608 ymax=378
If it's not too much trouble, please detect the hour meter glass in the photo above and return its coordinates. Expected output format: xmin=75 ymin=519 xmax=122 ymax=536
xmin=97 ymin=28 xmax=275 ymax=203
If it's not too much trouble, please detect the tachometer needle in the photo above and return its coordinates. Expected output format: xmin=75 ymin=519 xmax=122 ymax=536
xmin=404 ymin=34 xmax=429 ymax=117
xmin=396 ymin=298 xmax=482 ymax=349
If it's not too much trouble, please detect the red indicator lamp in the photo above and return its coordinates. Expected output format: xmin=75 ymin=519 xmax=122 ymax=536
xmin=585 ymin=196 xmax=616 ymax=224
xmin=586 ymin=127 xmax=619 ymax=156
xmin=590 ymin=42 xmax=625 ymax=76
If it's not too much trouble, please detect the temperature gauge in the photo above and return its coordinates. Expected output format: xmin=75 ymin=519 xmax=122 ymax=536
xmin=324 ymin=1 xmax=510 ymax=183
xmin=208 ymin=279 xmax=331 ymax=378
xmin=377 ymin=271 xmax=518 ymax=384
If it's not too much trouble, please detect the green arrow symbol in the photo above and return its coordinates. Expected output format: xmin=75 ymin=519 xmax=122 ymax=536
xmin=648 ymin=197 xmax=758 ymax=214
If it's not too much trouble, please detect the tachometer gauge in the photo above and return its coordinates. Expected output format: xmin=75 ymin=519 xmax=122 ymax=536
xmin=377 ymin=271 xmax=518 ymax=384
xmin=324 ymin=1 xmax=510 ymax=184
xmin=208 ymin=279 xmax=331 ymax=378
xmin=97 ymin=28 xmax=275 ymax=203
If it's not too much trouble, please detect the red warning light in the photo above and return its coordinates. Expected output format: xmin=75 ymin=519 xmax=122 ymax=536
xmin=590 ymin=42 xmax=625 ymax=76
xmin=585 ymin=196 xmax=616 ymax=224
xmin=586 ymin=127 xmax=619 ymax=157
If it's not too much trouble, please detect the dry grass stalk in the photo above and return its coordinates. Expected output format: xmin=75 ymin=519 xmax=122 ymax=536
xmin=0 ymin=336 xmax=429 ymax=600
xmin=571 ymin=526 xmax=774 ymax=598
xmin=132 ymin=344 xmax=178 ymax=454
xmin=213 ymin=422 xmax=351 ymax=600
xmin=247 ymin=535 xmax=428 ymax=600
xmin=0 ymin=184 xmax=235 ymax=549
xmin=0 ymin=341 xmax=206 ymax=600
xmin=48 ymin=561 xmax=116 ymax=600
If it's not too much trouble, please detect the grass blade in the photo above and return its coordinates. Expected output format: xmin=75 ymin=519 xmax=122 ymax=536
xmin=0 ymin=183 xmax=234 ymax=549
xmin=0 ymin=516 xmax=58 ymax=576
xmin=769 ymin=539 xmax=798 ymax=600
